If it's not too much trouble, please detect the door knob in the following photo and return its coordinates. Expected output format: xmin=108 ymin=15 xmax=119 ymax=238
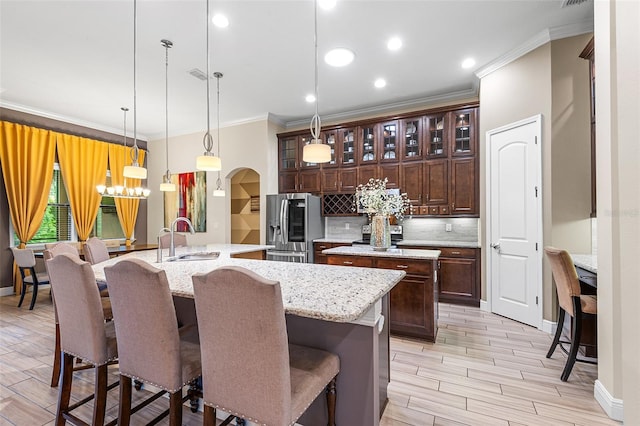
xmin=491 ymin=243 xmax=501 ymax=252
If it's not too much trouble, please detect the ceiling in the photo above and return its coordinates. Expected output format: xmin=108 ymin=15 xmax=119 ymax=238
xmin=0 ymin=0 xmax=593 ymax=141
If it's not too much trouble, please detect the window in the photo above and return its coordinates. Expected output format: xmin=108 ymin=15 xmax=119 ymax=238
xmin=12 ymin=166 xmax=125 ymax=245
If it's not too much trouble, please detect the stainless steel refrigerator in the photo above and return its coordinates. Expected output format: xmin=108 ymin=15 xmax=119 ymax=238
xmin=265 ymin=193 xmax=324 ymax=263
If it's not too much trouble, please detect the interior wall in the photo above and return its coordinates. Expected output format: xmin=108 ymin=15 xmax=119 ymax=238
xmin=230 ymin=168 xmax=260 ymax=244
xmin=146 ymin=118 xmax=281 ymax=245
xmin=478 ymin=42 xmax=553 ymax=316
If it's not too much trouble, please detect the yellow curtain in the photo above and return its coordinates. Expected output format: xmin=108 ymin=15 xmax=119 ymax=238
xmin=108 ymin=144 xmax=146 ymax=246
xmin=56 ymin=134 xmax=109 ymax=242
xmin=0 ymin=121 xmax=56 ymax=293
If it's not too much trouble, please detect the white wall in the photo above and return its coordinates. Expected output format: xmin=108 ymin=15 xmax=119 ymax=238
xmin=146 ymin=117 xmax=281 ymax=245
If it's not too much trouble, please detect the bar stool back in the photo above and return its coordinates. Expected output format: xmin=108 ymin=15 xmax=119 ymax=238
xmin=84 ymin=237 xmax=110 ymax=265
xmin=193 ymin=266 xmax=339 ymax=426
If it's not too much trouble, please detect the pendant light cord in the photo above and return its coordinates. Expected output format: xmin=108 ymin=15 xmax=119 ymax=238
xmin=131 ymin=0 xmax=139 ymax=165
xmin=310 ymin=0 xmax=321 ymax=142
xmin=162 ymin=39 xmax=172 ymax=180
xmin=215 ymin=72 xmax=223 ymax=189
xmin=202 ymin=0 xmax=214 ymax=153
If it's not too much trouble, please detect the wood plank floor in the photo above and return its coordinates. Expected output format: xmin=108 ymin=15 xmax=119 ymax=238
xmin=0 ymin=292 xmax=619 ymax=426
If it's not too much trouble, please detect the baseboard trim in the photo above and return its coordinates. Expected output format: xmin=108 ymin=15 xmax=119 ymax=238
xmin=542 ymin=319 xmax=556 ymax=334
xmin=594 ymin=380 xmax=624 ymax=421
xmin=0 ymin=287 xmax=15 ymax=297
xmin=480 ymin=300 xmax=489 ymax=312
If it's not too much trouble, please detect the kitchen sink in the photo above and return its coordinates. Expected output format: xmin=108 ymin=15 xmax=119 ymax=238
xmin=166 ymin=251 xmax=220 ymax=262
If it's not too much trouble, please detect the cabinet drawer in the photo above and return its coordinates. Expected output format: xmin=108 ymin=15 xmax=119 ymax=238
xmin=327 ymin=255 xmax=374 ymax=268
xmin=375 ymin=258 xmax=431 ymax=275
xmin=439 ymin=247 xmax=477 ymax=258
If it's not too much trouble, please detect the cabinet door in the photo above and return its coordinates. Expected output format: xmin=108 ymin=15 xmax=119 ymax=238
xmin=380 ymin=120 xmax=399 ymax=163
xmin=401 ymin=117 xmax=423 ymax=161
xmin=359 ymin=125 xmax=378 ymax=165
xmin=279 ymin=170 xmax=298 ymax=193
xmin=299 ymin=134 xmax=321 ymax=169
xmin=358 ymin=165 xmax=378 ymax=186
xmin=299 ymin=170 xmax=321 ymax=193
xmin=425 ymin=113 xmax=447 ymax=158
xmin=340 ymin=168 xmax=358 ymax=192
xmin=321 ymin=169 xmax=339 ymax=193
xmin=279 ymin=136 xmax=299 ymax=170
xmin=450 ymin=108 xmax=476 ymax=157
xmin=340 ymin=128 xmax=357 ymax=166
xmin=439 ymin=257 xmax=478 ymax=305
xmin=401 ymin=162 xmax=423 ymax=206
xmin=424 ymin=159 xmax=448 ymax=205
xmin=322 ymin=129 xmax=339 ymax=168
xmin=380 ymin=164 xmax=400 ymax=189
xmin=389 ymin=276 xmax=436 ymax=340
xmin=450 ymin=158 xmax=476 ymax=214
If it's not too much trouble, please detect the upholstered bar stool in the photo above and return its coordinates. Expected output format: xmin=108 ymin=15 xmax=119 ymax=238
xmin=10 ymin=246 xmax=50 ymax=310
xmin=104 ymin=258 xmax=201 ymax=426
xmin=84 ymin=237 xmax=110 ymax=265
xmin=45 ymin=254 xmax=118 ymax=426
xmin=43 ymin=243 xmax=114 ymax=388
xmin=545 ymin=247 xmax=598 ymax=381
xmin=192 ymin=266 xmax=339 ymax=426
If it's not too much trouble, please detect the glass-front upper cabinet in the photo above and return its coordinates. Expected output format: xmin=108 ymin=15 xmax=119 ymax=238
xmin=425 ymin=114 xmax=447 ymax=158
xmin=380 ymin=121 xmax=399 ymax=162
xmin=340 ymin=128 xmax=356 ymax=166
xmin=322 ymin=129 xmax=339 ymax=167
xmin=451 ymin=108 xmax=476 ymax=156
xmin=359 ymin=125 xmax=377 ymax=164
xmin=401 ymin=117 xmax=422 ymax=161
xmin=279 ymin=135 xmax=298 ymax=170
xmin=299 ymin=133 xmax=320 ymax=168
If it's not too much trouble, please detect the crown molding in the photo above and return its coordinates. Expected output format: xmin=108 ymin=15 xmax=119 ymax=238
xmin=475 ymin=20 xmax=593 ymax=79
xmin=0 ymin=101 xmax=150 ymax=141
xmin=283 ymin=87 xmax=479 ymax=129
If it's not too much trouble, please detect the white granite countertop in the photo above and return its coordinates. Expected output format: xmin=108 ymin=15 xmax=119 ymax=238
xmin=571 ymin=253 xmax=597 ymax=273
xmin=397 ymin=240 xmax=480 ymax=249
xmin=322 ymin=245 xmax=441 ymax=260
xmin=91 ymin=244 xmax=405 ymax=323
xmin=313 ymin=238 xmax=357 ymax=244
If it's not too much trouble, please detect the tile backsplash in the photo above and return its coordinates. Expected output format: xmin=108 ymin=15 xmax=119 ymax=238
xmin=325 ymin=216 xmax=478 ymax=243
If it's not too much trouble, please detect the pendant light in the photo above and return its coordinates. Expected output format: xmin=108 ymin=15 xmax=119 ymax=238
xmin=302 ymin=0 xmax=331 ymax=164
xmin=196 ymin=0 xmax=222 ymax=171
xmin=212 ymin=72 xmax=225 ymax=197
xmin=159 ymin=39 xmax=176 ymax=192
xmin=123 ymin=0 xmax=148 ymax=180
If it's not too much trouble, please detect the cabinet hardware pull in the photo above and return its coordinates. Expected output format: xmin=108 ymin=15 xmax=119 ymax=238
xmin=319 ymin=245 xmax=327 ymax=249
xmin=451 ymin=251 xmax=460 ymax=255
xmin=343 ymin=261 xmax=353 ymax=265
xmin=397 ymin=265 xmax=408 ymax=269
xmin=426 ymin=193 xmax=429 ymax=201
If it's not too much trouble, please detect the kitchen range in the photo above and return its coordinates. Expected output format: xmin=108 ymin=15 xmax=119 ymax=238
xmin=265 ymin=193 xmax=323 ymax=263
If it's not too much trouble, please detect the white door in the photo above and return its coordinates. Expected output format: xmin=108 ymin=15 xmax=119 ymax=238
xmin=487 ymin=116 xmax=542 ymax=328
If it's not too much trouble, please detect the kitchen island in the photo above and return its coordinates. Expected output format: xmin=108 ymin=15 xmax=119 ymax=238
xmin=91 ymin=244 xmax=405 ymax=426
xmin=323 ymin=245 xmax=441 ymax=341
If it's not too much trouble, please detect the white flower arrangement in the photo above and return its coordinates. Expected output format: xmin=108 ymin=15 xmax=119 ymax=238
xmin=355 ymin=178 xmax=411 ymax=220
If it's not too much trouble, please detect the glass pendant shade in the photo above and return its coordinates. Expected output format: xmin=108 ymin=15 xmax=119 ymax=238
xmin=213 ymin=188 xmax=225 ymax=197
xmin=303 ymin=142 xmax=331 ymax=163
xmin=196 ymin=154 xmax=221 ymax=171
xmin=160 ymin=181 xmax=176 ymax=192
xmin=123 ymin=164 xmax=147 ymax=179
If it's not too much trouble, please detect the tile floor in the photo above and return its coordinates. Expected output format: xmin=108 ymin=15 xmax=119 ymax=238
xmin=0 ymin=291 xmax=619 ymax=425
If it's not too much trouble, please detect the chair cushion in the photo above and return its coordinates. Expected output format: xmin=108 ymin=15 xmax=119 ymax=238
xmin=23 ymin=272 xmax=50 ymax=284
xmin=580 ymin=295 xmax=597 ymax=315
xmin=289 ymin=344 xmax=340 ymax=424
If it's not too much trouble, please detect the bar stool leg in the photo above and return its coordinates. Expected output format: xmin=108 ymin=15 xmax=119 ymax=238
xmin=51 ymin=324 xmax=61 ymax=387
xmin=561 ymin=306 xmax=583 ymax=382
xmin=203 ymin=405 xmax=216 ymax=426
xmin=17 ymin=271 xmax=27 ymax=308
xmin=56 ymin=353 xmax=74 ymax=426
xmin=29 ymin=276 xmax=39 ymax=310
xmin=326 ymin=376 xmax=337 ymax=426
xmin=92 ymin=365 xmax=108 ymax=426
xmin=546 ymin=307 xmax=565 ymax=358
xmin=119 ymin=375 xmax=132 ymax=426
xmin=168 ymin=391 xmax=183 ymax=426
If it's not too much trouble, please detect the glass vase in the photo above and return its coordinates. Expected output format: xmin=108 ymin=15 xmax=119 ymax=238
xmin=370 ymin=215 xmax=391 ymax=251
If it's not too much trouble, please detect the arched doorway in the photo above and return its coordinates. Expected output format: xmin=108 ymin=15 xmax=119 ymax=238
xmin=230 ymin=168 xmax=260 ymax=244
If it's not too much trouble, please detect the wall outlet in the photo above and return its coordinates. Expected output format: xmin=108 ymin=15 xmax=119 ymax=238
xmin=445 ymin=223 xmax=452 ymax=232
xmin=345 ymin=223 xmax=350 ymax=229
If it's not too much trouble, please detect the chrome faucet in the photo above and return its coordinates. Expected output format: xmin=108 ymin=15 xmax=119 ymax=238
xmin=169 ymin=217 xmax=195 ymax=257
xmin=157 ymin=227 xmax=171 ymax=263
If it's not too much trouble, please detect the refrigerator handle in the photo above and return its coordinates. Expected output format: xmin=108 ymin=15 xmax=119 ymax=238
xmin=280 ymin=199 xmax=288 ymax=245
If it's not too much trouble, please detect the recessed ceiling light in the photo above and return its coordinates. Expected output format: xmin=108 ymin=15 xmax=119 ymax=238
xmin=324 ymin=48 xmax=355 ymax=67
xmin=305 ymin=94 xmax=316 ymax=103
xmin=387 ymin=37 xmax=402 ymax=51
xmin=319 ymin=0 xmax=337 ymax=10
xmin=212 ymin=13 xmax=229 ymax=28
xmin=461 ymin=58 xmax=476 ymax=69
xmin=374 ymin=78 xmax=386 ymax=88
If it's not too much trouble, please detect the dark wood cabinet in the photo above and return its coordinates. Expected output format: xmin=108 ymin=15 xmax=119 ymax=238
xmin=313 ymin=242 xmax=353 ymax=264
xmin=277 ymin=103 xmax=479 ymax=218
xmin=450 ymin=158 xmax=476 ymax=215
xmin=326 ymin=253 xmax=438 ymax=341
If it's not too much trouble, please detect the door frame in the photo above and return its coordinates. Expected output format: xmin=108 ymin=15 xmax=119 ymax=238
xmin=485 ymin=114 xmax=544 ymax=329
